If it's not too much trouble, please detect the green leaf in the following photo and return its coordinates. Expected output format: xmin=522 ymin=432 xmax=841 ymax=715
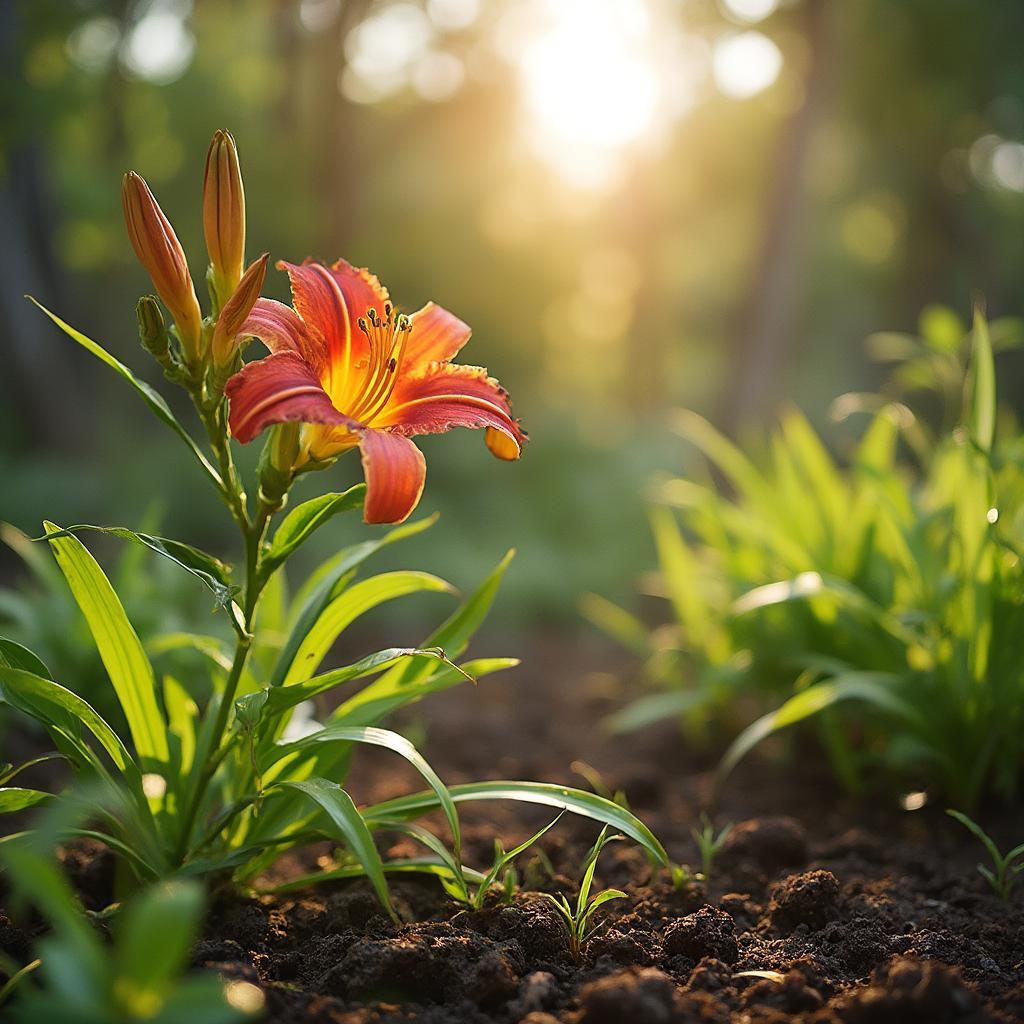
xmin=163 ymin=675 xmax=198 ymax=779
xmin=264 ymin=647 xmax=454 ymax=717
xmin=718 ymin=672 xmax=920 ymax=782
xmin=0 ymin=637 xmax=52 ymax=679
xmin=333 ymin=657 xmax=517 ymax=727
xmin=274 ymin=778 xmax=395 ymax=917
xmin=113 ymin=881 xmax=204 ymax=1014
xmin=363 ymin=781 xmax=669 ymax=867
xmin=356 ymin=551 xmax=514 ymax=701
xmin=0 ymin=788 xmax=53 ymax=813
xmin=579 ymin=594 xmax=649 ymax=656
xmin=282 ymin=572 xmax=455 ymax=686
xmin=968 ymin=308 xmax=996 ymax=452
xmin=148 ymin=633 xmax=233 ymax=672
xmin=420 ymin=550 xmax=513 ymax=657
xmin=604 ymin=689 xmax=709 ymax=735
xmin=145 ymin=974 xmax=249 ymax=1024
xmin=262 ymin=856 xmax=487 ymax=896
xmin=731 ymin=571 xmax=921 ymax=647
xmin=473 ymin=813 xmax=564 ymax=906
xmin=234 ymin=689 xmax=269 ymax=732
xmin=671 ymin=409 xmax=768 ymax=501
xmin=43 ymin=523 xmax=169 ymax=767
xmin=272 ymin=514 xmax=438 ymax=687
xmin=0 ymin=667 xmax=140 ymax=784
xmin=262 ymin=486 xmax=366 ymax=577
xmin=268 ymin=725 xmax=462 ymax=868
xmin=0 ymin=754 xmax=65 ymax=787
xmin=27 ymin=298 xmax=222 ymax=489
xmin=371 ymin=821 xmax=469 ymax=901
xmin=41 ymin=526 xmax=236 ymax=607
xmin=946 ymin=809 xmax=1003 ymax=868
xmin=649 ymin=506 xmax=713 ymax=641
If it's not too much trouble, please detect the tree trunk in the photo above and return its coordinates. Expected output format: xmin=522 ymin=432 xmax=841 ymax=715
xmin=720 ymin=0 xmax=834 ymax=434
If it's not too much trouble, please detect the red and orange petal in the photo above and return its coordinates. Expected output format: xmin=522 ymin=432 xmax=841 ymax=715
xmin=403 ymin=302 xmax=471 ymax=370
xmin=213 ymin=254 xmax=269 ymax=364
xmin=225 ymin=350 xmax=360 ymax=444
xmin=278 ymin=259 xmax=389 ymax=381
xmin=241 ymin=298 xmax=324 ymax=372
xmin=358 ymin=429 xmax=426 ymax=524
xmin=377 ymin=362 xmax=525 ymax=458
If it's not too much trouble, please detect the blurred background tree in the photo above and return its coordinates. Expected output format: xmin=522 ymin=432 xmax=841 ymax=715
xmin=3 ymin=0 xmax=1024 ymax=631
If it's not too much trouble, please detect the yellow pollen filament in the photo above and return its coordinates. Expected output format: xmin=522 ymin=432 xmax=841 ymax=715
xmin=348 ymin=305 xmax=412 ymax=423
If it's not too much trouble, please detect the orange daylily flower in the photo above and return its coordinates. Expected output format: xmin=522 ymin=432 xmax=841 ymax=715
xmin=225 ymin=259 xmax=526 ymax=524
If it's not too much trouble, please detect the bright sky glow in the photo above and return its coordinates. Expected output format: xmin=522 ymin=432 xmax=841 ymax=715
xmin=512 ymin=0 xmax=666 ymax=189
xmin=712 ymin=30 xmax=782 ymax=99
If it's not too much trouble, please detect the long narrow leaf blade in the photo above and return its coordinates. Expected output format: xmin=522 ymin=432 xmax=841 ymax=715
xmin=718 ymin=672 xmax=919 ymax=783
xmin=333 ymin=657 xmax=518 ymax=727
xmin=0 ymin=637 xmax=52 ymax=679
xmin=269 ymin=725 xmax=461 ymax=864
xmin=43 ymin=523 xmax=169 ymax=767
xmin=28 ymin=299 xmax=222 ymax=488
xmin=282 ymin=572 xmax=455 ymax=686
xmin=42 ymin=526 xmax=236 ymax=607
xmin=357 ymin=551 xmax=514 ymax=699
xmin=363 ymin=781 xmax=669 ymax=867
xmin=272 ymin=514 xmax=438 ymax=687
xmin=113 ymin=881 xmax=205 ymax=1009
xmin=0 ymin=788 xmax=53 ymax=813
xmin=275 ymin=778 xmax=395 ymax=918
xmin=968 ymin=308 xmax=996 ymax=452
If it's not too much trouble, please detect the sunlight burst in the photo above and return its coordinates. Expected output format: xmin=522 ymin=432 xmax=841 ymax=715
xmin=514 ymin=0 xmax=664 ymax=189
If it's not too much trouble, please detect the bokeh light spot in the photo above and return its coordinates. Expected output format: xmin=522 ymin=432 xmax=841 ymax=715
xmin=121 ymin=3 xmax=195 ymax=84
xmin=712 ymin=31 xmax=782 ymax=99
xmin=66 ymin=17 xmax=121 ymax=74
xmin=720 ymin=0 xmax=779 ymax=24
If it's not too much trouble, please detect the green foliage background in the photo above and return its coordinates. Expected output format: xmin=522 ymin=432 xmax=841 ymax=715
xmin=4 ymin=0 xmax=1024 ymax=629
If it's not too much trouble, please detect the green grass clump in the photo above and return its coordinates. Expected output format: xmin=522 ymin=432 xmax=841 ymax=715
xmin=593 ymin=309 xmax=1024 ymax=808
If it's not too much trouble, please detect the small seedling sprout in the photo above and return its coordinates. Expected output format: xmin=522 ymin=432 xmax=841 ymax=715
xmin=692 ymin=813 xmax=733 ymax=887
xmin=947 ymin=810 xmax=1024 ymax=901
xmin=541 ymin=826 xmax=628 ymax=960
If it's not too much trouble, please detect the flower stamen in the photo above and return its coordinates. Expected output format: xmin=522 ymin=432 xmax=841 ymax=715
xmin=351 ymin=306 xmax=412 ymax=422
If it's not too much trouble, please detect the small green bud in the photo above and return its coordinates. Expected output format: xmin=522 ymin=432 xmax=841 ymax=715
xmin=258 ymin=421 xmax=301 ymax=507
xmin=137 ymin=295 xmax=168 ymax=359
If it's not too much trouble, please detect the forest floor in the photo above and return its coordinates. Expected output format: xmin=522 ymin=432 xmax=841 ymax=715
xmin=14 ymin=632 xmax=1024 ymax=1023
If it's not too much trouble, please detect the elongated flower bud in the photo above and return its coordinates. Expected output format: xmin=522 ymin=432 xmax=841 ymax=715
xmin=204 ymin=129 xmax=246 ymax=308
xmin=212 ymin=253 xmax=268 ymax=367
xmin=122 ymin=171 xmax=203 ymax=362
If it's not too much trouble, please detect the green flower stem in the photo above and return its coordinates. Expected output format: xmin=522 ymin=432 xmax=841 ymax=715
xmin=174 ymin=396 xmax=277 ymax=866
xmin=199 ymin=400 xmax=249 ymax=531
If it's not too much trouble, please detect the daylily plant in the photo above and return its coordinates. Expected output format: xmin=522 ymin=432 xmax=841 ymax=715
xmin=226 ymin=262 xmax=527 ymax=523
xmin=6 ymin=130 xmax=668 ymax=926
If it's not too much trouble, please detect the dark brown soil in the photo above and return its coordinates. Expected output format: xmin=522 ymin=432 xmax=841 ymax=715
xmin=5 ymin=633 xmax=1024 ymax=1022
